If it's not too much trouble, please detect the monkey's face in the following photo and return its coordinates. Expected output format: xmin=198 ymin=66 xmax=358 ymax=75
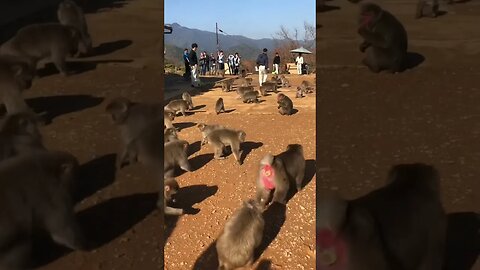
xmin=196 ymin=123 xmax=206 ymax=132
xmin=277 ymin=94 xmax=285 ymax=102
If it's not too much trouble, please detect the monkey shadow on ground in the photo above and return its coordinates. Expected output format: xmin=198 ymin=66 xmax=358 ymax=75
xmin=75 ymin=153 xmax=117 ymax=203
xmin=83 ymin=0 xmax=130 ymax=14
xmin=36 ymin=59 xmax=134 ymax=78
xmin=32 ymin=193 xmax=158 ymax=267
xmin=255 ymin=259 xmax=273 ymax=270
xmin=444 ymin=212 xmax=480 ymax=270
xmin=165 ymin=185 xmax=218 ymax=245
xmin=241 ymin=141 xmax=264 ymax=163
xmin=26 ymin=94 xmax=103 ymax=124
xmin=174 ymin=121 xmax=197 ymax=131
xmin=188 ymin=141 xmax=202 ymax=156
xmin=223 ymin=109 xmax=236 ymax=113
xmin=254 ymin=202 xmax=287 ymax=261
xmin=405 ymin=52 xmax=425 ymax=70
xmin=192 ymin=104 xmax=206 ymax=110
xmin=192 ymin=240 xmax=219 ymax=270
xmin=86 ymin=40 xmax=133 ymax=57
xmin=189 ymin=153 xmax=215 ymax=172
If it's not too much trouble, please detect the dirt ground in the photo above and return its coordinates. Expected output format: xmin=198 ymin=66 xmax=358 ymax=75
xmin=163 ymin=73 xmax=316 ymax=270
xmin=7 ymin=0 xmax=163 ymax=269
xmin=318 ymin=1 xmax=479 ymax=269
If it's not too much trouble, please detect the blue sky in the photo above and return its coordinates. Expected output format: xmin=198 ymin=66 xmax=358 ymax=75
xmin=165 ymin=0 xmax=315 ymax=40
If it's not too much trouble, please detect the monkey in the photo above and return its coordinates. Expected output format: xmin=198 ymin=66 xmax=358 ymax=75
xmin=242 ymin=90 xmax=260 ymax=104
xmin=295 ymin=87 xmax=305 ymax=98
xmin=57 ymin=0 xmax=92 ymax=54
xmin=240 ymin=69 xmax=247 ymax=78
xmin=260 ymin=81 xmax=278 ymax=93
xmin=279 ymin=75 xmax=290 ymax=88
xmin=105 ymin=97 xmax=162 ymax=167
xmin=196 ymin=123 xmax=225 ymax=146
xmin=300 ymin=80 xmax=314 ymax=94
xmin=204 ymin=128 xmax=246 ymax=165
xmin=164 ymin=127 xmax=178 ymax=143
xmin=357 ymin=3 xmax=408 ymax=73
xmin=276 ymin=144 xmax=305 ymax=192
xmin=164 ymin=109 xmax=175 ymax=129
xmin=182 ymin=92 xmax=194 ymax=110
xmin=0 ymin=23 xmax=88 ymax=76
xmin=164 ymin=99 xmax=189 ymax=117
xmin=0 ymin=151 xmax=86 ymax=269
xmin=216 ymin=199 xmax=265 ymax=270
xmin=215 ymin=98 xmax=226 ymax=115
xmin=221 ymin=80 xmax=234 ymax=92
xmin=316 ymin=163 xmax=446 ymax=270
xmin=236 ymin=86 xmax=254 ymax=99
xmin=164 ymin=139 xmax=192 ymax=177
xmin=277 ymin=93 xmax=293 ymax=115
xmin=0 ymin=112 xmax=45 ymax=162
xmin=163 ymin=177 xmax=184 ymax=215
xmin=415 ymin=0 xmax=440 ymax=19
xmin=237 ymin=77 xmax=251 ymax=87
xmin=0 ymin=56 xmax=35 ymax=115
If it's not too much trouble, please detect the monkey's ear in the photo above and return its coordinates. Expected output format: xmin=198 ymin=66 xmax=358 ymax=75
xmin=165 ymin=185 xmax=170 ymax=191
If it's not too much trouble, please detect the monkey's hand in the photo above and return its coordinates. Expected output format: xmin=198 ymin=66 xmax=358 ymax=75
xmin=359 ymin=41 xmax=370 ymax=53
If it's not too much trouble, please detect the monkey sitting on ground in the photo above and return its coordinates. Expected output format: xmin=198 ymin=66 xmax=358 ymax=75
xmin=215 ymin=98 xmax=226 ymax=114
xmin=164 ymin=109 xmax=175 ymax=130
xmin=0 ymin=151 xmax=86 ymax=269
xmin=221 ymin=80 xmax=233 ymax=92
xmin=57 ymin=0 xmax=92 ymax=54
xmin=296 ymin=87 xmax=305 ymax=98
xmin=204 ymin=128 xmax=246 ymax=165
xmin=0 ymin=23 xmax=88 ymax=76
xmin=182 ymin=92 xmax=194 ymax=110
xmin=196 ymin=123 xmax=225 ymax=146
xmin=164 ymin=127 xmax=178 ymax=143
xmin=415 ymin=0 xmax=440 ymax=18
xmin=0 ymin=113 xmax=46 ymax=162
xmin=279 ymin=75 xmax=290 ymax=88
xmin=164 ymin=99 xmax=189 ymax=117
xmin=316 ymin=164 xmax=446 ymax=270
xmin=277 ymin=93 xmax=293 ymax=115
xmin=0 ymin=56 xmax=36 ymax=115
xmin=216 ymin=199 xmax=265 ymax=270
xmin=300 ymin=80 xmax=314 ymax=94
xmin=163 ymin=177 xmax=184 ymax=215
xmin=242 ymin=90 xmax=260 ymax=104
xmin=357 ymin=3 xmax=408 ymax=73
xmin=255 ymin=144 xmax=305 ymax=208
xmin=237 ymin=77 xmax=250 ymax=87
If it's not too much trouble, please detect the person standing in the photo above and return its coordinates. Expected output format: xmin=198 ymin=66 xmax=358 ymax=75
xmin=217 ymin=50 xmax=225 ymax=77
xmin=209 ymin=53 xmax=216 ymax=75
xmin=183 ymin=48 xmax=190 ymax=80
xmin=199 ymin=51 xmax=206 ymax=75
xmin=256 ymin=48 xmax=269 ymax=86
xmin=189 ymin=43 xmax=200 ymax=87
xmin=227 ymin=54 xmax=234 ymax=75
xmin=273 ymin=52 xmax=280 ymax=75
xmin=295 ymin=53 xmax=304 ymax=75
xmin=233 ymin=52 xmax=241 ymax=75
xmin=205 ymin=51 xmax=210 ymax=75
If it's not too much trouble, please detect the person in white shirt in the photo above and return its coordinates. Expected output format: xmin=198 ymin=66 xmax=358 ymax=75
xmin=295 ymin=53 xmax=304 ymax=75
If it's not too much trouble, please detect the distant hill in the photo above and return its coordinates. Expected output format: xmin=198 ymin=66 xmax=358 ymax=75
xmin=165 ymin=23 xmax=299 ymax=65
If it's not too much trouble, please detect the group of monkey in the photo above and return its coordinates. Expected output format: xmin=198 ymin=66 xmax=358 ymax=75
xmin=316 ymin=1 xmax=466 ymax=270
xmin=163 ymin=73 xmax=314 ymax=269
xmin=0 ymin=0 xmax=167 ymax=269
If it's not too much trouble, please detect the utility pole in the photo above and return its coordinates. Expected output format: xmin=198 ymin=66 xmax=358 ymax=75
xmin=216 ymin=23 xmax=219 ymax=51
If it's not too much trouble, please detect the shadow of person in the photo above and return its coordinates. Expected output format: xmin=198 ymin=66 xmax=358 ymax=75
xmin=26 ymin=94 xmax=104 ymax=124
xmin=444 ymin=212 xmax=480 ymax=270
xmin=74 ymin=153 xmax=117 ymax=203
